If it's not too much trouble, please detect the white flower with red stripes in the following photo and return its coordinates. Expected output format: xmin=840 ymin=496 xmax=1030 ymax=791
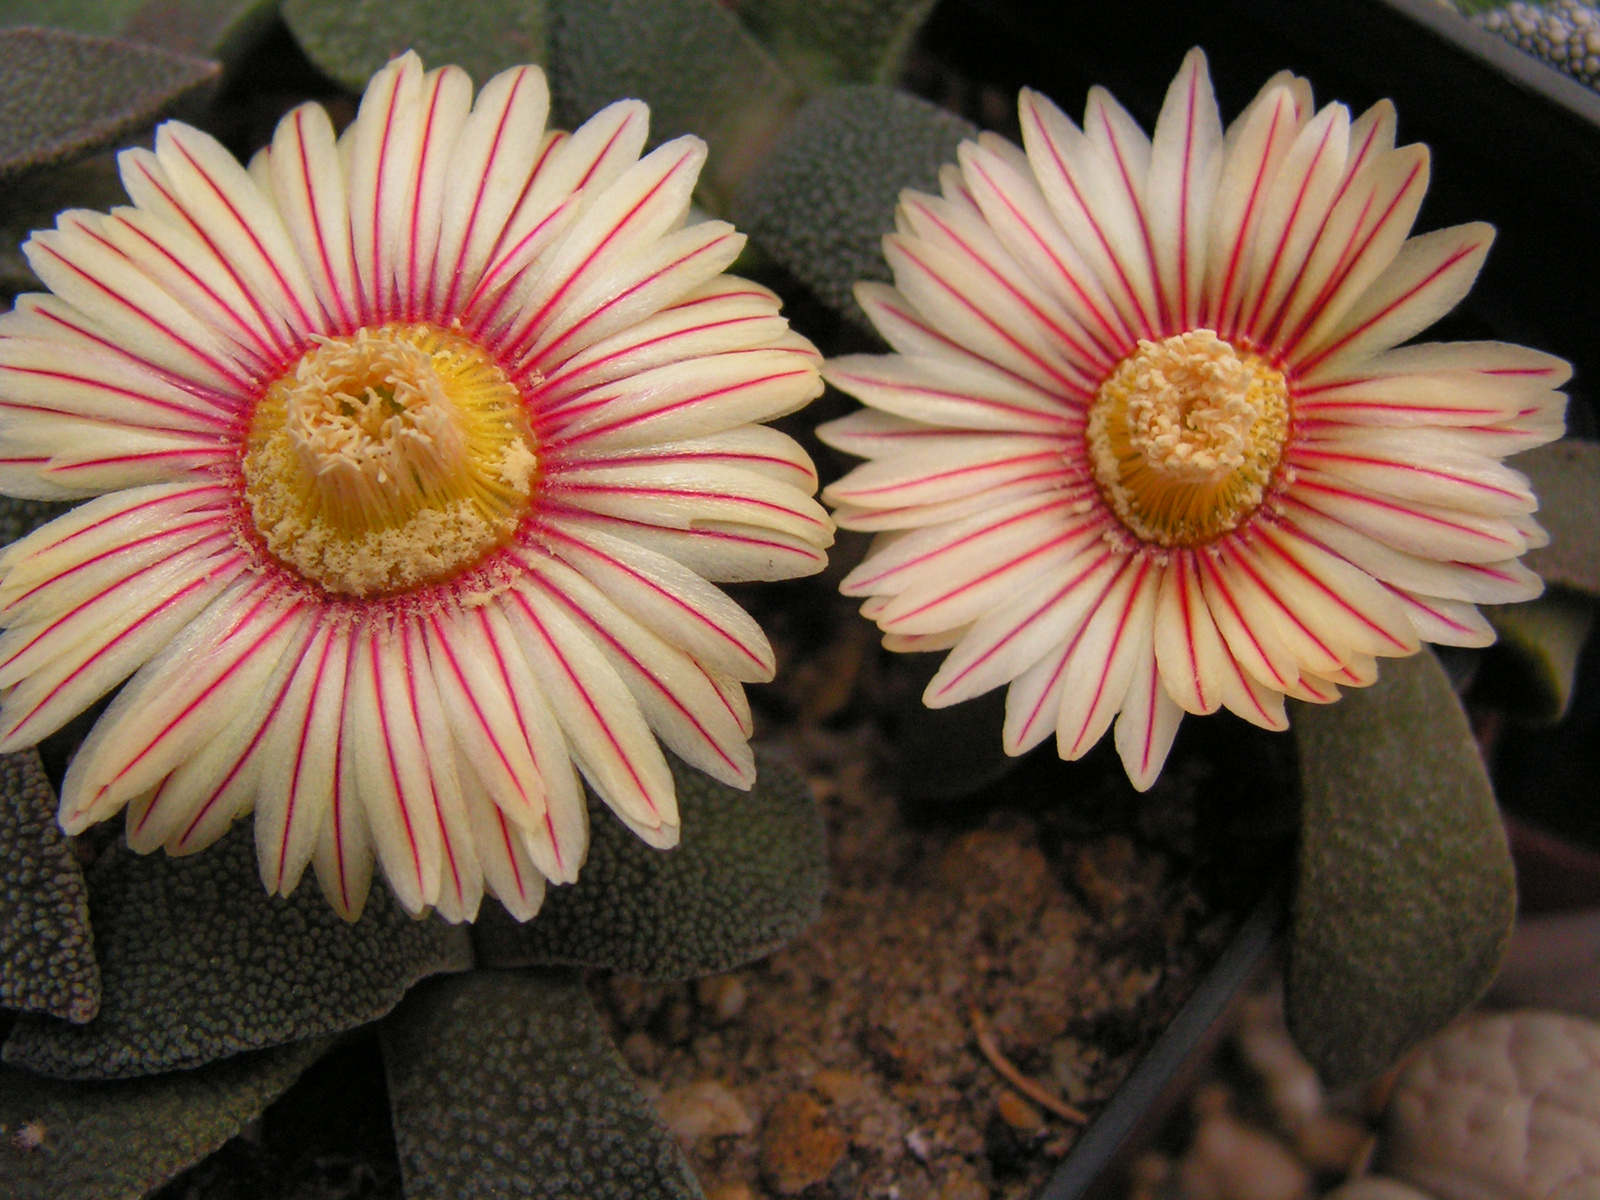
xmin=0 ymin=53 xmax=831 ymax=921
xmin=821 ymin=50 xmax=1565 ymax=790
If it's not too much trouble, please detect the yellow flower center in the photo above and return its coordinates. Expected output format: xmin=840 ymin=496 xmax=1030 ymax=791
xmin=242 ymin=324 xmax=537 ymax=596
xmin=1085 ymin=329 xmax=1289 ymax=548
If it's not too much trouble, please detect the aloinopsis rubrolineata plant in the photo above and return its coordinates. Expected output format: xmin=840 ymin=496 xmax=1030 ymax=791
xmin=0 ymin=52 xmax=832 ymax=922
xmin=821 ymin=48 xmax=1567 ymax=789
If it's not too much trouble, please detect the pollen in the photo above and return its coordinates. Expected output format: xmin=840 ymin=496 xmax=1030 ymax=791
xmin=1086 ymin=329 xmax=1289 ymax=548
xmin=242 ymin=324 xmax=537 ymax=596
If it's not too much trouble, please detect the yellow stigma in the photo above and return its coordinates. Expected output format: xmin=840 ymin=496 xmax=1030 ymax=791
xmin=1086 ymin=329 xmax=1289 ymax=548
xmin=242 ymin=324 xmax=537 ymax=596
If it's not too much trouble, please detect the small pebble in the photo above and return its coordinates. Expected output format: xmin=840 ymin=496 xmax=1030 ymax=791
xmin=695 ymin=974 xmax=749 ymax=1023
xmin=1292 ymin=1113 xmax=1371 ymax=1175
xmin=996 ymin=1089 xmax=1045 ymax=1133
xmin=1179 ymin=1086 xmax=1310 ymax=1200
xmin=655 ymin=1080 xmax=755 ymax=1147
xmin=811 ymin=1068 xmax=870 ymax=1105
xmin=761 ymin=1092 xmax=846 ymax=1195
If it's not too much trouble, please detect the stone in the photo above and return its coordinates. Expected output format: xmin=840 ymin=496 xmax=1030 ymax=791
xmin=761 ymin=1091 xmax=846 ymax=1195
xmin=655 ymin=1080 xmax=755 ymax=1147
xmin=995 ymin=1090 xmax=1044 ymax=1133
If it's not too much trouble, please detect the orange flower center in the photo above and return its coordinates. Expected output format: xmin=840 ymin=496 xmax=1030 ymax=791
xmin=242 ymin=324 xmax=536 ymax=596
xmin=1086 ymin=329 xmax=1289 ymax=548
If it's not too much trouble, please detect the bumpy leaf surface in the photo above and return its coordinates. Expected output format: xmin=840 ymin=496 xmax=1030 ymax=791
xmin=474 ymin=748 xmax=825 ymax=979
xmin=1 ymin=0 xmax=276 ymax=59
xmin=1519 ymin=438 xmax=1600 ymax=597
xmin=0 ymin=27 xmax=218 ymax=181
xmin=738 ymin=0 xmax=937 ymax=86
xmin=283 ymin=0 xmax=546 ymax=93
xmin=1288 ymin=651 xmax=1516 ymax=1086
xmin=0 ymin=751 xmax=97 ymax=1023
xmin=551 ymin=0 xmax=798 ymax=204
xmin=382 ymin=969 xmax=702 ymax=1200
xmin=0 ymin=1036 xmax=330 ymax=1200
xmin=0 ymin=0 xmax=146 ymax=34
xmin=731 ymin=85 xmax=975 ymax=325
xmin=4 ymin=824 xmax=472 ymax=1078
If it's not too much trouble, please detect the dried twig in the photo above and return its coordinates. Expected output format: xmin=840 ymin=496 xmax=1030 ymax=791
xmin=969 ymin=1008 xmax=1089 ymax=1125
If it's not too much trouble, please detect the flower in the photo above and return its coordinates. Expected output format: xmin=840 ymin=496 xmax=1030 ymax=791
xmin=0 ymin=54 xmax=831 ymax=921
xmin=820 ymin=50 xmax=1566 ymax=790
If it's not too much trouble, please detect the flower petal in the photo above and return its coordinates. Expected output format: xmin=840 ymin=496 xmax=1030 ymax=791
xmin=343 ymin=620 xmax=443 ymax=916
xmin=1295 ymin=222 xmax=1494 ymax=378
xmin=823 ymin=352 xmax=1074 ymax=435
xmin=1056 ymin=557 xmax=1158 ymax=760
xmin=268 ymin=102 xmax=360 ymax=331
xmin=345 ymin=51 xmax=426 ymax=321
xmin=255 ymin=619 xmax=348 ymax=898
xmin=527 ymin=555 xmax=755 ymax=788
xmin=926 ymin=543 xmax=1121 ymax=707
xmin=501 ymin=579 xmax=678 ymax=846
xmin=431 ymin=65 xmax=552 ymax=318
xmin=1146 ymin=48 xmax=1224 ymax=333
xmin=1114 ymin=623 xmax=1185 ymax=792
xmin=55 ymin=580 xmax=303 ymax=830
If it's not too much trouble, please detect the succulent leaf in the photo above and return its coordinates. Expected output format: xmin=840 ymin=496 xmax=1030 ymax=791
xmin=1519 ymin=438 xmax=1600 ymax=597
xmin=0 ymin=750 xmax=98 ymax=1024
xmin=1 ymin=0 xmax=277 ymax=60
xmin=0 ymin=0 xmax=146 ymax=35
xmin=0 ymin=26 xmax=219 ymax=182
xmin=1288 ymin=651 xmax=1516 ymax=1086
xmin=473 ymin=748 xmax=825 ymax=980
xmin=381 ymin=969 xmax=702 ymax=1200
xmin=3 ymin=824 xmax=472 ymax=1079
xmin=282 ymin=0 xmax=547 ymax=93
xmin=1481 ymin=591 xmax=1597 ymax=724
xmin=0 ymin=1035 xmax=331 ymax=1200
xmin=549 ymin=0 xmax=799 ymax=207
xmin=736 ymin=0 xmax=939 ymax=87
xmin=730 ymin=85 xmax=975 ymax=326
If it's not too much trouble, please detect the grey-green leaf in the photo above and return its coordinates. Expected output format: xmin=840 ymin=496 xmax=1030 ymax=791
xmin=0 ymin=27 xmax=219 ymax=182
xmin=1287 ymin=650 xmax=1516 ymax=1087
xmin=282 ymin=0 xmax=546 ymax=93
xmin=1519 ymin=438 xmax=1600 ymax=597
xmin=381 ymin=969 xmax=702 ymax=1200
xmin=0 ymin=750 xmax=98 ymax=1024
xmin=0 ymin=0 xmax=145 ymax=35
xmin=0 ymin=1035 xmax=331 ymax=1200
xmin=1 ymin=0 xmax=277 ymax=61
xmin=730 ymin=85 xmax=975 ymax=326
xmin=737 ymin=0 xmax=938 ymax=87
xmin=473 ymin=748 xmax=824 ymax=980
xmin=550 ymin=0 xmax=799 ymax=207
xmin=4 ymin=823 xmax=472 ymax=1079
xmin=1481 ymin=590 xmax=1597 ymax=723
